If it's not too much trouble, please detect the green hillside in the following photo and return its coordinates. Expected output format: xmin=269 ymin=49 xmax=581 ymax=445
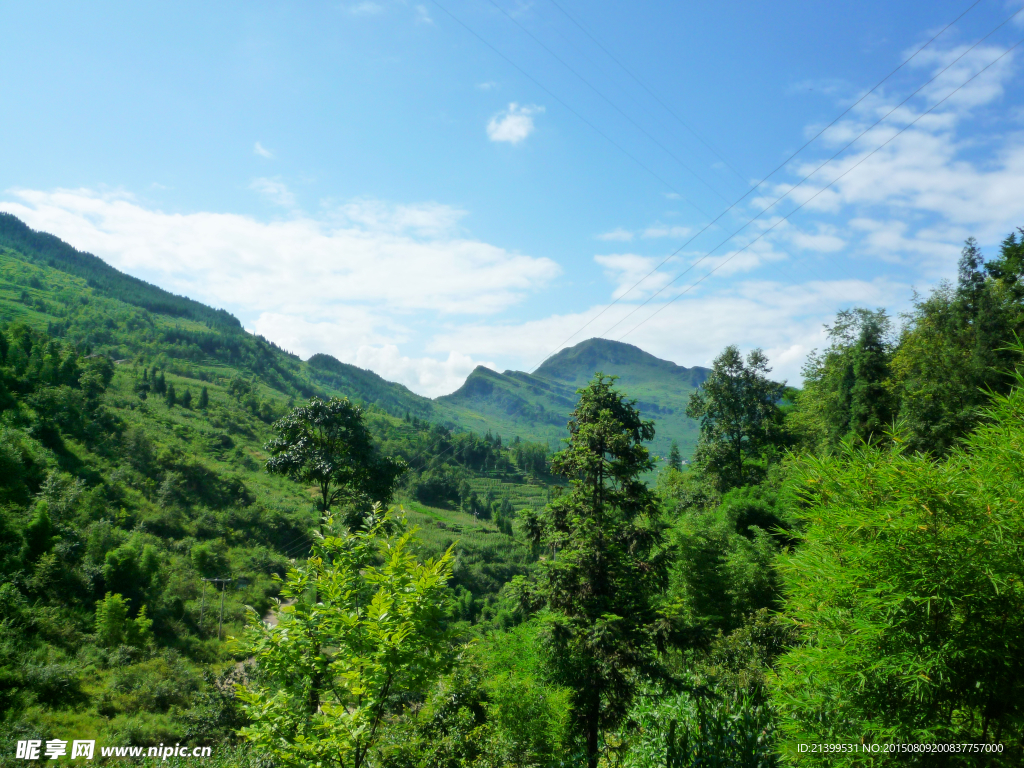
xmin=0 ymin=213 xmax=710 ymax=461
xmin=0 ymin=221 xmax=550 ymax=744
xmin=438 ymin=338 xmax=710 ymax=461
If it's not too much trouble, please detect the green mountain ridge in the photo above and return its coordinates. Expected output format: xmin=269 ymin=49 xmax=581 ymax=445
xmin=0 ymin=214 xmax=708 ymax=458
xmin=439 ymin=338 xmax=710 ymax=459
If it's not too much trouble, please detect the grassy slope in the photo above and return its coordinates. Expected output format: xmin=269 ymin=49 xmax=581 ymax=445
xmin=438 ymin=338 xmax=710 ymax=460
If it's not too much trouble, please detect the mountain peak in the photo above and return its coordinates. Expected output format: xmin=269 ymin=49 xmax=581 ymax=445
xmin=533 ymin=338 xmax=699 ymax=384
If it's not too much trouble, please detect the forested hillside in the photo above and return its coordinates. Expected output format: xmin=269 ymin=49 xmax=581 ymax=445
xmin=1 ymin=218 xmax=1023 ymax=767
xmin=0 ymin=229 xmax=558 ymax=749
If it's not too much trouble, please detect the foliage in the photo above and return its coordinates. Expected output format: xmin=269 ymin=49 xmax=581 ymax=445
xmin=266 ymin=396 xmax=407 ymax=526
xmin=95 ymin=592 xmax=153 ymax=648
xmin=793 ymin=308 xmax=895 ymax=451
xmin=772 ymin=366 xmax=1024 ymax=764
xmin=621 ymin=684 xmax=779 ymax=768
xmin=887 ymin=237 xmax=1024 ymax=455
xmin=235 ymin=506 xmax=456 ymax=768
xmin=374 ymin=644 xmax=574 ymax=768
xmin=520 ymin=374 xmax=669 ymax=767
xmin=686 ymin=347 xmax=785 ymax=490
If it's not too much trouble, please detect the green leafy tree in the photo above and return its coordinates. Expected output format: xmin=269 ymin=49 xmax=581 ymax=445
xmin=772 ymin=363 xmax=1024 ymax=763
xmin=266 ymin=396 xmax=406 ymax=529
xmin=198 ymin=385 xmax=209 ymax=409
xmin=236 ymin=506 xmax=455 ymax=768
xmin=793 ymin=308 xmax=895 ymax=451
xmin=519 ymin=374 xmax=669 ymax=768
xmin=987 ymin=227 xmax=1024 ymax=298
xmin=686 ymin=346 xmax=784 ymax=489
xmin=103 ymin=543 xmax=159 ymax=606
xmin=887 ymin=234 xmax=1024 ymax=454
xmin=20 ymin=501 xmax=55 ymax=564
xmin=94 ymin=592 xmax=153 ymax=648
xmin=667 ymin=440 xmax=682 ymax=472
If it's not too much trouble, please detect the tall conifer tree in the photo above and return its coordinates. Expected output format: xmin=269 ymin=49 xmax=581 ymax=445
xmin=521 ymin=374 xmax=668 ymax=768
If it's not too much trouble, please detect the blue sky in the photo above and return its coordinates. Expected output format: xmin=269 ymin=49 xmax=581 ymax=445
xmin=2 ymin=0 xmax=1024 ymax=396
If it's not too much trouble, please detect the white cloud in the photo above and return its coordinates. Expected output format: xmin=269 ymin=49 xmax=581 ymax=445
xmin=430 ymin=276 xmax=909 ymax=384
xmin=596 ymin=227 xmax=633 ymax=242
xmin=253 ymin=141 xmax=274 ymax=159
xmin=642 ymin=224 xmax=691 ymax=239
xmin=329 ymin=198 xmax=466 ymax=237
xmin=664 ymin=192 xmax=682 ymax=200
xmin=476 ymin=81 xmax=498 ymax=91
xmin=487 ymin=103 xmax=544 ymax=145
xmin=348 ymin=1 xmax=384 ymax=15
xmin=249 ymin=177 xmax=296 ymax=208
xmin=594 ymin=254 xmax=674 ymax=299
xmin=0 ymin=188 xmax=560 ymax=396
xmin=415 ymin=4 xmax=433 ymax=24
xmin=248 ymin=312 xmax=489 ymax=397
xmin=353 ymin=346 xmax=492 ymax=398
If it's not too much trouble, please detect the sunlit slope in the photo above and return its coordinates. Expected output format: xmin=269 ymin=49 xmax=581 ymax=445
xmin=0 ymin=214 xmax=441 ymax=419
xmin=438 ymin=338 xmax=710 ymax=460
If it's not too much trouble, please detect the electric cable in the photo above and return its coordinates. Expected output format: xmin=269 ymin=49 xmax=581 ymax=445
xmin=615 ymin=33 xmax=1024 ymax=342
xmin=596 ymin=5 xmax=1024 ymax=340
xmin=545 ymin=0 xmax=752 ymax=186
xmin=486 ymin=0 xmax=734 ymax=204
xmin=428 ymin=0 xmax=713 ymax=218
xmin=525 ymin=0 xmax=992 ymax=369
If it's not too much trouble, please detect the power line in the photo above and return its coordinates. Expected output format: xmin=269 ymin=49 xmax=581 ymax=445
xmin=545 ymin=0 xmax=750 ymax=187
xmin=596 ymin=3 xmax=1024 ymax=340
xmin=428 ymin=0 xmax=713 ymax=218
xmin=486 ymin=0 xmax=734 ymax=205
xmin=524 ymin=0 xmax=990 ymax=370
xmin=615 ymin=33 xmax=1024 ymax=343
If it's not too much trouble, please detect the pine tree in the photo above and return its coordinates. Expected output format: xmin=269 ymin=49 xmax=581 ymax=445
xmin=667 ymin=440 xmax=682 ymax=472
xmin=198 ymin=386 xmax=209 ymax=409
xmin=154 ymin=371 xmax=166 ymax=395
xmin=846 ymin=313 xmax=894 ymax=442
xmin=181 ymin=388 xmax=192 ymax=409
xmin=165 ymin=383 xmax=176 ymax=408
xmin=520 ymin=374 xmax=668 ymax=768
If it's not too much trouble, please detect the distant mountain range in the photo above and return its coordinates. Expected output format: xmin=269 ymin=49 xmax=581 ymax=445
xmin=0 ymin=213 xmax=708 ymax=460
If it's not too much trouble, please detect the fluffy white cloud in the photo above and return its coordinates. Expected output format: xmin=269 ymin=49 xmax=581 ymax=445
xmin=761 ymin=40 xmax=1024 ymax=271
xmin=596 ymin=227 xmax=633 ymax=242
xmin=353 ymin=346 xmax=492 ymax=398
xmin=431 ymin=276 xmax=909 ymax=384
xmin=250 ymin=177 xmax=295 ymax=208
xmin=487 ymin=103 xmax=544 ymax=145
xmin=594 ymin=254 xmax=674 ymax=299
xmin=642 ymin=224 xmax=691 ymax=239
xmin=253 ymin=142 xmax=274 ymax=159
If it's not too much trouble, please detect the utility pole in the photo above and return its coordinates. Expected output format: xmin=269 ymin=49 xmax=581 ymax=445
xmin=201 ymin=577 xmax=232 ymax=640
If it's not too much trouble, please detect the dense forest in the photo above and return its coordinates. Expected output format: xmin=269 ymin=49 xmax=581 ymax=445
xmin=1 ymin=226 xmax=1023 ymax=766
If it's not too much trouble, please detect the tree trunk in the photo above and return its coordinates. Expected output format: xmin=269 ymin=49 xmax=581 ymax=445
xmin=586 ymin=688 xmax=600 ymax=768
